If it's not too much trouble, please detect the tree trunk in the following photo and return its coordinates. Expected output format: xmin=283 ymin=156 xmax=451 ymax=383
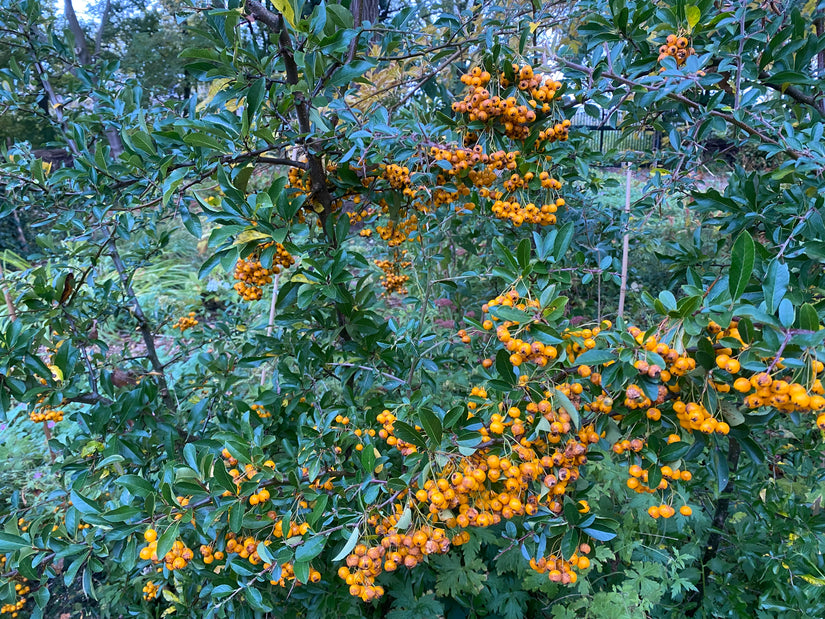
xmin=63 ymin=0 xmax=124 ymax=157
xmin=64 ymin=0 xmax=91 ymax=65
xmin=352 ymin=0 xmax=378 ymax=25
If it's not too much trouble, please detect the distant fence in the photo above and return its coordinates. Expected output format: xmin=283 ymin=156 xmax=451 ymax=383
xmin=570 ymin=107 xmax=662 ymax=160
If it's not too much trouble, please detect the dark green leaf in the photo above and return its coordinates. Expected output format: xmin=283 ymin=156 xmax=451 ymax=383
xmin=728 ymin=231 xmax=755 ymax=301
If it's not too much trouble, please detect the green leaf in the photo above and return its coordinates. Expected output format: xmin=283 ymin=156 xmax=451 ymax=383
xmin=307 ymin=495 xmax=328 ymax=528
xmin=293 ymin=560 xmax=310 ymax=584
xmin=778 ymin=298 xmax=794 ymax=328
xmin=516 ymin=238 xmax=531 ymax=269
xmin=393 ymin=421 xmax=428 ymax=451
xmin=115 ymin=475 xmax=155 ymax=498
xmin=183 ymin=133 xmax=226 ymax=152
xmin=128 ymin=130 xmax=156 ymax=155
xmin=490 ymin=306 xmax=532 ymax=324
xmin=332 ymin=525 xmax=360 ymax=562
xmin=495 ymin=349 xmax=517 ymax=385
xmin=183 ymin=443 xmax=199 ymax=472
xmin=0 ymin=532 xmax=28 ymax=554
xmin=69 ymin=490 xmax=100 ymax=515
xmin=553 ymin=389 xmax=579 ymax=428
xmin=573 ymin=349 xmax=615 ymax=366
xmin=728 ymin=231 xmax=755 ymax=302
xmin=294 ymin=535 xmax=325 ymax=563
xmin=658 ymin=290 xmax=677 ymax=312
xmin=799 ymin=303 xmax=819 ymax=332
xmin=419 ymin=409 xmax=443 ymax=446
xmin=244 ymin=77 xmax=266 ymax=128
xmin=256 ymin=541 xmax=275 ymax=565
xmin=713 ymin=446 xmax=729 ymax=494
xmin=582 ymin=518 xmax=618 ymax=542
xmin=229 ymin=504 xmax=244 ymax=533
xmin=762 ymin=259 xmax=789 ymax=315
xmin=560 ymin=529 xmax=577 ymax=559
xmin=155 ymin=521 xmax=180 ymax=561
xmin=102 ymin=506 xmax=141 ymax=523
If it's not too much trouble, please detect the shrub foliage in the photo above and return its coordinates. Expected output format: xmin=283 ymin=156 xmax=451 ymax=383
xmin=0 ymin=0 xmax=824 ymax=617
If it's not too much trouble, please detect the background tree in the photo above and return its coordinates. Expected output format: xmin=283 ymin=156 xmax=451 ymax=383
xmin=0 ymin=0 xmax=823 ymax=617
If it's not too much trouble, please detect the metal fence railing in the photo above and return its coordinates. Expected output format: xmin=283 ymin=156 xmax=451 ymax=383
xmin=570 ymin=107 xmax=662 ymax=160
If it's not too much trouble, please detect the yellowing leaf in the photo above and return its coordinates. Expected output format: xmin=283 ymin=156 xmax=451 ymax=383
xmin=529 ymin=22 xmax=539 ymax=33
xmin=234 ymin=230 xmax=270 ymax=244
xmin=196 ymin=78 xmax=232 ymax=113
xmin=800 ymin=574 xmax=825 ymax=586
xmin=48 ymin=364 xmax=63 ymax=382
xmin=686 ymin=6 xmax=701 ymax=32
xmin=162 ymin=590 xmax=181 ymax=603
xmin=271 ymin=0 xmax=296 ymax=28
xmin=290 ymin=273 xmax=315 ymax=284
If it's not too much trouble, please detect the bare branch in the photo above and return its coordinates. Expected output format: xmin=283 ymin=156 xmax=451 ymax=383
xmin=109 ymin=239 xmax=176 ymax=411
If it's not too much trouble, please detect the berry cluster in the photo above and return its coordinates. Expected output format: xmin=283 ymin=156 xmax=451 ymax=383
xmin=29 ymin=406 xmax=63 ymax=423
xmin=375 ymin=257 xmax=411 ymax=296
xmin=139 ymin=528 xmax=193 ymax=570
xmin=657 ymin=34 xmax=696 ymax=67
xmin=529 ymin=542 xmax=592 ymax=584
xmin=268 ymin=561 xmax=321 ymax=586
xmin=0 ymin=581 xmax=29 ymax=617
xmin=251 ymin=403 xmax=271 ymax=419
xmin=454 ymin=65 xmax=562 ymax=139
xmin=142 ymin=580 xmax=159 ymax=601
xmin=172 ymin=311 xmax=198 ymax=331
xmin=198 ymin=545 xmax=225 ymax=565
xmin=482 ymin=291 xmax=556 ymax=367
xmin=233 ymin=257 xmax=273 ymax=301
xmin=232 ymin=243 xmax=294 ymax=301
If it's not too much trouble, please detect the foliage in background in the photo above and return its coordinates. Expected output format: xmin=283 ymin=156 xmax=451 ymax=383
xmin=0 ymin=0 xmax=823 ymax=617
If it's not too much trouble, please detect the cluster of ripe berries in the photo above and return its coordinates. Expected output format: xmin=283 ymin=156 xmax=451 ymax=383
xmin=734 ymin=366 xmax=824 ymax=415
xmin=490 ymin=197 xmax=562 ymax=226
xmin=482 ymin=291 xmax=556 ymax=367
xmin=377 ymin=410 xmax=420 ymax=456
xmin=268 ymin=562 xmax=321 ymax=587
xmin=142 ymin=580 xmax=159 ymax=601
xmin=251 ymin=403 xmax=271 ymax=419
xmin=529 ymin=542 xmax=592 ymax=584
xmin=139 ymin=528 xmax=193 ymax=570
xmin=374 ymin=257 xmax=411 ymax=296
xmin=657 ymin=33 xmax=696 ymax=67
xmin=338 ymin=525 xmax=459 ymax=602
xmin=360 ymin=401 xmax=600 ymax=599
xmin=172 ymin=495 xmax=192 ymax=522
xmin=625 ymin=462 xmax=693 ymax=516
xmin=381 ymin=164 xmax=413 ymax=193
xmin=219 ymin=448 xmax=270 ymax=497
xmin=198 ymin=545 xmax=225 ymax=565
xmin=454 ymin=65 xmax=563 ymax=140
xmin=233 ymin=257 xmax=274 ymax=301
xmin=29 ymin=406 xmax=63 ymax=423
xmin=0 ymin=580 xmax=29 ymax=617
xmin=347 ymin=198 xmax=373 ymax=220
xmin=224 ymin=533 xmax=270 ymax=565
xmin=375 ymin=215 xmax=418 ymax=247
xmin=172 ymin=312 xmax=198 ymax=331
xmin=232 ymin=243 xmax=294 ymax=301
